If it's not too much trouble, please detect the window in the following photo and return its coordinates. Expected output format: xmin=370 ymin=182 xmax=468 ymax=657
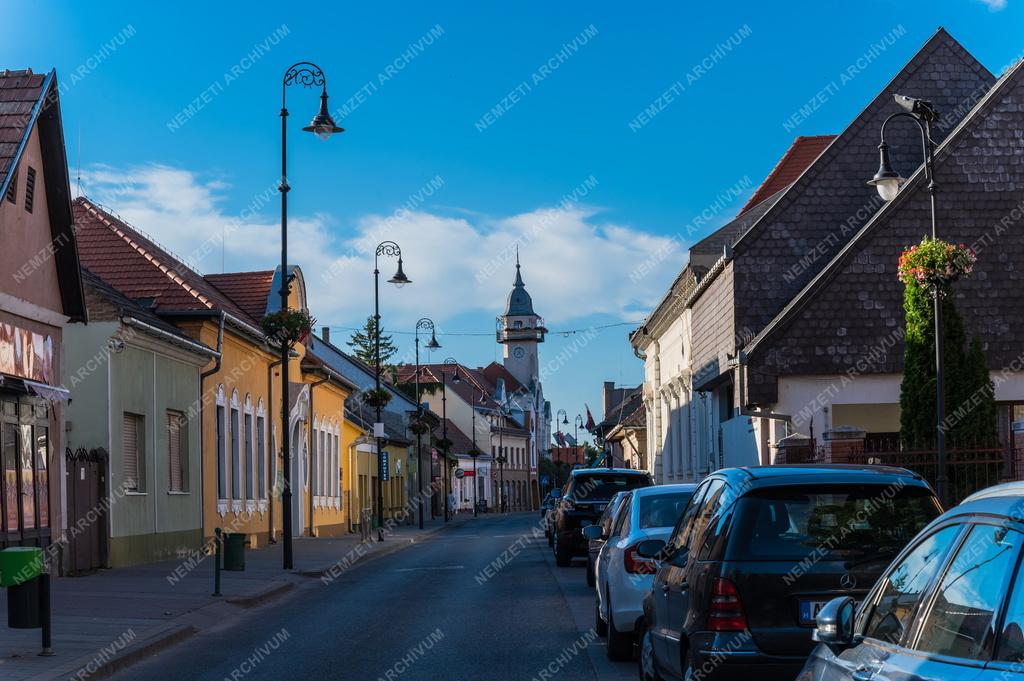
xmin=256 ymin=415 xmax=266 ymax=500
xmin=5 ymin=170 xmax=16 ymax=203
xmin=334 ymin=433 xmax=340 ymax=498
xmin=216 ymin=405 xmax=227 ymax=498
xmin=24 ymin=166 xmax=35 ymax=213
xmin=230 ymin=408 xmax=240 ymax=500
xmin=669 ymin=481 xmax=709 ymax=553
xmin=996 ymin=547 xmax=1024 ymax=662
xmin=639 ymin=490 xmax=694 ymax=530
xmin=916 ymin=524 xmax=1022 ymax=660
xmin=167 ymin=410 xmax=187 ymax=492
xmin=862 ymin=524 xmax=963 ymax=645
xmin=244 ymin=412 xmax=253 ymax=499
xmin=611 ymin=495 xmax=631 ymax=536
xmin=123 ymin=412 xmax=144 ymax=492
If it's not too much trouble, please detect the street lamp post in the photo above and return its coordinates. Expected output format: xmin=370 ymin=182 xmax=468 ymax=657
xmin=414 ymin=318 xmax=440 ymax=530
xmin=440 ymin=357 xmax=458 ymax=522
xmin=867 ymin=94 xmax=947 ymax=506
xmin=574 ymin=414 xmax=584 ymax=465
xmin=279 ymin=62 xmax=343 ymax=570
xmin=373 ymin=241 xmax=410 ymax=540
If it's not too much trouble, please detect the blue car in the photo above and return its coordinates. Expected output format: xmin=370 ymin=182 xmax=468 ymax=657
xmin=801 ymin=481 xmax=1024 ymax=681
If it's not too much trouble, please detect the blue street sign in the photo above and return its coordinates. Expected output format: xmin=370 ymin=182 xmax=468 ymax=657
xmin=540 ymin=474 xmax=550 ymax=486
xmin=380 ymin=451 xmax=390 ymax=482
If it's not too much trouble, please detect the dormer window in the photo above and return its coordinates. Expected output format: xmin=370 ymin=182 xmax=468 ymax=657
xmin=24 ymin=166 xmax=36 ymax=213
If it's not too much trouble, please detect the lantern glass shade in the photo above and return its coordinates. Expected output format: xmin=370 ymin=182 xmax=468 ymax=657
xmin=302 ymin=89 xmax=344 ymax=141
xmin=872 ymin=176 xmax=904 ymax=201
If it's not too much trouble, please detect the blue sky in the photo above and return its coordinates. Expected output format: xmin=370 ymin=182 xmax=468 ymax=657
xmin=3 ymin=0 xmax=1021 ymax=438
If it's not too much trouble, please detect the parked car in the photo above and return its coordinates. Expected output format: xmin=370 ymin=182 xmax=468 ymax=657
xmin=800 ymin=480 xmax=1024 ymax=681
xmin=638 ymin=465 xmax=941 ymax=681
xmin=550 ymin=468 xmax=654 ymax=567
xmin=541 ymin=489 xmax=562 ymax=543
xmin=585 ymin=490 xmax=632 ymax=588
xmin=590 ymin=483 xmax=696 ymax=660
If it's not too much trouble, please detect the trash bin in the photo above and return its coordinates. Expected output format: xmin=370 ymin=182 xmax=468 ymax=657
xmin=223 ymin=533 xmax=247 ymax=571
xmin=0 ymin=547 xmax=44 ymax=629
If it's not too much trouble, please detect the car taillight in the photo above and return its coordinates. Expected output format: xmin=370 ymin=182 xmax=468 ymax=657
xmin=624 ymin=545 xmax=657 ymax=574
xmin=708 ymin=578 xmax=747 ymax=632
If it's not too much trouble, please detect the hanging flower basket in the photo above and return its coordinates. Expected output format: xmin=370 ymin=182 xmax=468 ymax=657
xmin=467 ymin=447 xmax=485 ymax=458
xmin=409 ymin=419 xmax=430 ymax=436
xmin=362 ymin=388 xmax=392 ymax=408
xmin=435 ymin=437 xmax=453 ymax=451
xmin=897 ymin=238 xmax=975 ymax=295
xmin=261 ymin=309 xmax=315 ymax=346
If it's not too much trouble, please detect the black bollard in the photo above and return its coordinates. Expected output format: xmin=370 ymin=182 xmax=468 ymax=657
xmin=213 ymin=528 xmax=222 ymax=597
xmin=38 ymin=573 xmax=53 ymax=656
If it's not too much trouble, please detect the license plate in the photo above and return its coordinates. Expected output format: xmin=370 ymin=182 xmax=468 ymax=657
xmin=799 ymin=600 xmax=829 ymax=625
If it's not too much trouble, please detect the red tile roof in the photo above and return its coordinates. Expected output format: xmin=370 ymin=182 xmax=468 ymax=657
xmin=738 ymin=135 xmax=836 ymax=215
xmin=0 ymin=68 xmax=46 ymax=187
xmin=73 ymin=197 xmax=256 ymax=323
xmin=205 ymin=271 xmax=274 ymax=320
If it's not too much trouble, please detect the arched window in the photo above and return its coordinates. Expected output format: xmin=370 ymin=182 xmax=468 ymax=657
xmin=312 ymin=417 xmax=320 ymax=499
xmin=244 ymin=395 xmax=254 ymax=502
xmin=256 ymin=399 xmax=266 ymax=501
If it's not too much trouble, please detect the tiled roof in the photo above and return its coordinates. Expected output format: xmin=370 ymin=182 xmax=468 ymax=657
xmin=738 ymin=136 xmax=836 ymax=214
xmin=597 ymin=386 xmax=644 ymax=434
xmin=73 ymin=197 xmax=257 ymax=323
xmin=0 ymin=68 xmax=45 ymax=189
xmin=205 ymin=271 xmax=274 ymax=320
xmin=744 ymin=55 xmax=1024 ymax=405
xmin=727 ymin=28 xmax=994 ymax=339
xmin=480 ymin=361 xmax=526 ymax=395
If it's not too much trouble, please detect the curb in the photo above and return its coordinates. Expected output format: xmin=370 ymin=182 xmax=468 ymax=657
xmin=224 ymin=581 xmax=295 ymax=608
xmin=38 ymin=623 xmax=197 ymax=681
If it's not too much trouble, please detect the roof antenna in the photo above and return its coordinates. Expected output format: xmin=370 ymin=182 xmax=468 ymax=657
xmin=75 ymin=126 xmax=81 ymax=197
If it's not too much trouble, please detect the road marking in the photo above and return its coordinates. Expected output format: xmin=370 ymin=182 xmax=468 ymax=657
xmin=393 ymin=565 xmax=466 ymax=572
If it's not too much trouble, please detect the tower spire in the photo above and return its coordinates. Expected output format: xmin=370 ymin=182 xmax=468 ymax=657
xmin=514 ymin=244 xmax=524 ymax=287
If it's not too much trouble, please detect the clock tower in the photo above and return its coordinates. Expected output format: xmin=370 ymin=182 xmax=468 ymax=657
xmin=497 ymin=252 xmax=546 ymax=388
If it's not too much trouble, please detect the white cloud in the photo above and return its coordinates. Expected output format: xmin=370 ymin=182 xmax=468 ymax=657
xmin=78 ymin=164 xmax=685 ymax=327
xmin=976 ymin=0 xmax=1007 ymax=10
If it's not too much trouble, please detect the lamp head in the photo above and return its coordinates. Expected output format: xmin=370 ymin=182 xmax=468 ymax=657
xmin=388 ymin=257 xmax=411 ymax=287
xmin=426 ymin=331 xmax=441 ymax=350
xmin=302 ymin=88 xmax=344 ymax=140
xmin=866 ymin=141 xmax=906 ymax=201
xmin=894 ymin=94 xmax=938 ymax=122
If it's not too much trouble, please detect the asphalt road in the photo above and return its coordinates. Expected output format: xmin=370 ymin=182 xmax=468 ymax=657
xmin=109 ymin=513 xmax=635 ymax=681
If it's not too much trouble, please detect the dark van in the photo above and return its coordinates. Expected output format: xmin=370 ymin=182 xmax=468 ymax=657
xmin=637 ymin=465 xmax=940 ymax=681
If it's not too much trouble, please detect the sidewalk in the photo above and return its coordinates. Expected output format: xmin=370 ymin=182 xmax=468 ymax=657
xmin=0 ymin=513 xmax=472 ymax=681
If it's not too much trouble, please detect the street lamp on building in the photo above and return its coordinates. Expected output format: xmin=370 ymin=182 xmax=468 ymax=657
xmin=866 ymin=94 xmax=947 ymax=505
xmin=439 ymin=357 xmax=458 ymax=522
xmin=278 ymin=61 xmax=343 ymax=570
xmin=414 ymin=318 xmax=440 ymax=530
xmin=373 ymin=241 xmax=411 ymax=540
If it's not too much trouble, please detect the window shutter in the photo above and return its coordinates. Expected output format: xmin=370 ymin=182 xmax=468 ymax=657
xmin=123 ymin=413 xmax=139 ymax=491
xmin=24 ymin=166 xmax=35 ymax=213
xmin=168 ymin=411 xmax=184 ymax=492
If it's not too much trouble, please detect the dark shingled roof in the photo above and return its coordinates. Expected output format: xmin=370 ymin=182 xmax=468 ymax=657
xmin=0 ymin=69 xmax=45 ymax=186
xmin=744 ymin=54 xmax=1024 ymax=405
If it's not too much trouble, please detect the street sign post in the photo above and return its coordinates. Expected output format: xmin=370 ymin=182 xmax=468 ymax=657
xmin=454 ymin=467 xmax=466 ymax=479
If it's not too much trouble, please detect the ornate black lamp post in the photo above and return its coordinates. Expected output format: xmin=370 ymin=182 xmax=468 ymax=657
xmin=866 ymin=94 xmax=947 ymax=505
xmin=574 ymin=414 xmax=584 ymax=462
xmin=279 ymin=62 xmax=342 ymax=570
xmin=373 ymin=241 xmax=410 ymax=540
xmin=414 ymin=318 xmax=440 ymax=530
xmin=488 ymin=404 xmax=508 ymax=512
xmin=440 ymin=357 xmax=458 ymax=521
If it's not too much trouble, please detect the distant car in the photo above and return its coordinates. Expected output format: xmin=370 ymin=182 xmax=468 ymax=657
xmin=550 ymin=468 xmax=654 ymax=567
xmin=591 ymin=484 xmax=696 ymax=660
xmin=585 ymin=490 xmax=632 ymax=588
xmin=638 ymin=465 xmax=940 ymax=681
xmin=801 ymin=480 xmax=1024 ymax=681
xmin=542 ymin=489 xmax=562 ymax=544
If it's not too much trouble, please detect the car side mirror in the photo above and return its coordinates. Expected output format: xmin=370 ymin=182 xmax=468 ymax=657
xmin=582 ymin=525 xmax=603 ymax=541
xmin=636 ymin=539 xmax=666 ymax=559
xmin=812 ymin=596 xmax=855 ymax=648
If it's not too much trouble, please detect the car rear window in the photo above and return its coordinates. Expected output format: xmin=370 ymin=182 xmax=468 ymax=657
xmin=638 ymin=491 xmax=693 ymax=529
xmin=731 ymin=483 xmax=940 ymax=563
xmin=572 ymin=474 xmax=650 ymax=501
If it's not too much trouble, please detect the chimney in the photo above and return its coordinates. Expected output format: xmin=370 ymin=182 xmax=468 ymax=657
xmin=603 ymin=381 xmax=615 ymax=415
xmin=322 ymin=327 xmax=330 ymax=344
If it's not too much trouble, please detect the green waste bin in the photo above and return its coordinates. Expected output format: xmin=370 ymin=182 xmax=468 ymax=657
xmin=1 ymin=547 xmax=44 ymax=629
xmin=223 ymin=533 xmax=247 ymax=571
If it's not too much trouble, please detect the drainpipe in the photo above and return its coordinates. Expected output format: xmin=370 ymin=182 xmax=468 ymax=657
xmin=199 ymin=312 xmax=225 ymax=540
xmin=267 ymin=356 xmax=283 ymax=543
xmin=732 ymin=351 xmax=793 ymax=465
xmin=307 ymin=374 xmax=329 ymax=537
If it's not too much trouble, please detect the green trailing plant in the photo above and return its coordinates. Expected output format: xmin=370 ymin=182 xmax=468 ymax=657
xmin=362 ymin=388 xmax=392 ymax=408
xmin=409 ymin=419 xmax=430 ymax=436
xmin=434 ymin=436 xmax=453 ymax=452
xmin=898 ymin=237 xmax=996 ymax=450
xmin=261 ymin=309 xmax=315 ymax=346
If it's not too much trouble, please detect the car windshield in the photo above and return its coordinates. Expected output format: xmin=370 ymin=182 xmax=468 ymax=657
xmin=638 ymin=491 xmax=693 ymax=529
xmin=573 ymin=474 xmax=649 ymax=502
xmin=733 ymin=484 xmax=940 ymax=562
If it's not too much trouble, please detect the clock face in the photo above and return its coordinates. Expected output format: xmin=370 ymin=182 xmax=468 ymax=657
xmin=513 ymin=346 xmax=526 ymax=359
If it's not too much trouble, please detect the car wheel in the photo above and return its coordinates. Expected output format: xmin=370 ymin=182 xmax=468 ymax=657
xmin=554 ymin=534 xmax=572 ymax=567
xmin=638 ymin=623 xmax=663 ymax=681
xmin=595 ymin=598 xmax=608 ymax=637
xmin=586 ymin=555 xmax=596 ymax=587
xmin=606 ymin=592 xmax=633 ymax=661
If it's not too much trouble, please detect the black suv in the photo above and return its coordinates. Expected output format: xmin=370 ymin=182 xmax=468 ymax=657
xmin=637 ymin=465 xmax=940 ymax=681
xmin=550 ymin=468 xmax=653 ymax=567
